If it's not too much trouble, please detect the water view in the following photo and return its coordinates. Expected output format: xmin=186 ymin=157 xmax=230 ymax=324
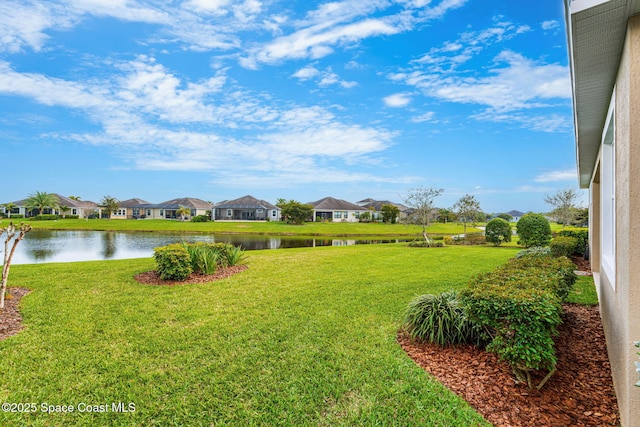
xmin=11 ymin=230 xmax=407 ymax=264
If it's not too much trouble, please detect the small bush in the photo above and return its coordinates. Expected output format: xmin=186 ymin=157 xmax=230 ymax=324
xmin=516 ymin=213 xmax=552 ymax=248
xmin=556 ymin=228 xmax=588 ymax=255
xmin=403 ymin=291 xmax=485 ymax=347
xmin=550 ymin=236 xmax=579 ymax=258
xmin=485 ymin=218 xmax=512 ymax=246
xmin=154 ymin=244 xmax=193 ymax=280
xmin=408 ymin=240 xmax=444 ymax=247
xmin=34 ymin=214 xmax=60 ymax=221
xmin=191 ymin=215 xmax=210 ymax=223
xmin=444 ymin=233 xmax=485 ymax=246
xmin=221 ymin=245 xmax=247 ymax=266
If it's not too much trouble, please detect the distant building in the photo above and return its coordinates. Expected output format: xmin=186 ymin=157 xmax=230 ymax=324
xmin=308 ymin=197 xmax=367 ymax=222
xmin=506 ymin=210 xmax=525 ymax=222
xmin=214 ymin=195 xmax=280 ymax=221
xmin=356 ymin=198 xmax=409 ymax=222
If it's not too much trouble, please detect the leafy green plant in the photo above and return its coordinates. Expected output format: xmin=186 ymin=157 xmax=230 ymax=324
xmin=190 ymin=215 xmax=210 ymax=222
xmin=485 ymin=218 xmax=512 ymax=246
xmin=550 ymin=236 xmax=578 ymax=257
xmin=556 ymin=228 xmax=588 ymax=255
xmin=153 ymin=243 xmax=193 ymax=280
xmin=516 ymin=213 xmax=552 ymax=248
xmin=183 ymin=242 xmax=219 ymax=275
xmin=403 ymin=291 xmax=485 ymax=346
xmin=221 ymin=245 xmax=247 ymax=267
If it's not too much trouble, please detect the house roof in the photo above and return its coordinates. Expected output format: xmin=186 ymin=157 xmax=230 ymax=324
xmin=215 ymin=195 xmax=277 ymax=210
xmin=565 ymin=0 xmax=640 ymax=187
xmin=12 ymin=193 xmax=97 ymax=209
xmin=359 ymin=200 xmax=409 ymax=212
xmin=308 ymin=197 xmax=367 ymax=211
xmin=143 ymin=197 xmax=213 ymax=209
xmin=507 ymin=210 xmax=525 ymax=217
xmin=118 ymin=198 xmax=151 ymax=207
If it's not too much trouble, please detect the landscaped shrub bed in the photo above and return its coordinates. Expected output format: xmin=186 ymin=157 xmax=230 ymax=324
xmin=154 ymin=242 xmax=246 ymax=281
xmin=556 ymin=228 xmax=588 ymax=255
xmin=459 ymin=253 xmax=577 ymax=390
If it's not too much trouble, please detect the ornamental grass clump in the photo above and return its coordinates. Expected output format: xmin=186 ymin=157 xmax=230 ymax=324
xmin=403 ymin=291 xmax=485 ymax=347
xmin=155 ymin=242 xmax=247 ymax=281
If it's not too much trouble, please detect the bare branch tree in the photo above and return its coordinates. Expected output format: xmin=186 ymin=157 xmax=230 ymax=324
xmin=1 ymin=222 xmax=32 ymax=308
xmin=544 ymin=188 xmax=581 ymax=226
xmin=402 ymin=186 xmax=443 ymax=245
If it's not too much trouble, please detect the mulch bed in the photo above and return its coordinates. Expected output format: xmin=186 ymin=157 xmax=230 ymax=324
xmin=134 ymin=265 xmax=248 ymax=286
xmin=399 ymin=256 xmax=619 ymax=427
xmin=0 ymin=288 xmax=30 ymax=341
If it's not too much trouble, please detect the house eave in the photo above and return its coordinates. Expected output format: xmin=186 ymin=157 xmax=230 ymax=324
xmin=565 ymin=0 xmax=640 ymax=188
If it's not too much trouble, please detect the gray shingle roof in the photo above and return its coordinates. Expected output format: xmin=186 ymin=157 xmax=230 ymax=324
xmin=215 ymin=195 xmax=277 ymax=210
xmin=308 ymin=197 xmax=366 ymax=211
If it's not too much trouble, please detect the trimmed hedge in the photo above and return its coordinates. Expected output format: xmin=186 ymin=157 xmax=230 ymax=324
xmin=485 ymin=217 xmax=512 ymax=246
xmin=154 ymin=244 xmax=193 ymax=280
xmin=516 ymin=213 xmax=552 ymax=247
xmin=550 ymin=236 xmax=579 ymax=258
xmin=460 ymin=254 xmax=577 ymax=389
xmin=556 ymin=228 xmax=588 ymax=255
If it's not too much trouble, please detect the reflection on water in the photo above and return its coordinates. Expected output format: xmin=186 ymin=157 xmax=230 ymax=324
xmin=11 ymin=230 xmax=407 ymax=264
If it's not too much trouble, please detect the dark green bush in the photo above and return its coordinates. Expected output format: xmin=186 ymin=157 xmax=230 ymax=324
xmin=444 ymin=233 xmax=485 ymax=246
xmin=408 ymin=240 xmax=444 ymax=247
xmin=485 ymin=218 xmax=512 ymax=246
xmin=154 ymin=244 xmax=193 ymax=280
xmin=459 ymin=253 xmax=576 ymax=389
xmin=550 ymin=236 xmax=579 ymax=258
xmin=190 ymin=215 xmax=210 ymax=222
xmin=516 ymin=213 xmax=552 ymax=247
xmin=34 ymin=214 xmax=60 ymax=221
xmin=403 ymin=291 xmax=485 ymax=347
xmin=556 ymin=228 xmax=588 ymax=255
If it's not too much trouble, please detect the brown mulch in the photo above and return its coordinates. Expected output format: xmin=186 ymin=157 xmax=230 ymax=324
xmin=134 ymin=264 xmax=248 ymax=286
xmin=0 ymin=288 xmax=30 ymax=341
xmin=399 ymin=256 xmax=619 ymax=427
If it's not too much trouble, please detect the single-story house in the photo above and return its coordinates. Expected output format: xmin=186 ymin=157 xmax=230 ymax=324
xmin=565 ymin=0 xmax=640 ymax=424
xmin=214 ymin=195 xmax=280 ymax=221
xmin=506 ymin=210 xmax=525 ymax=222
xmin=356 ymin=198 xmax=409 ymax=222
xmin=111 ymin=198 xmax=151 ymax=219
xmin=308 ymin=197 xmax=367 ymax=222
xmin=4 ymin=194 xmax=98 ymax=218
xmin=136 ymin=197 xmax=213 ymax=220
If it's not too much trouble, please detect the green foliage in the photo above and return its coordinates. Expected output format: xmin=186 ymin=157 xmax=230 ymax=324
xmin=153 ymin=243 xmax=193 ymax=280
xmin=444 ymin=233 xmax=486 ymax=246
xmin=221 ymin=245 xmax=247 ymax=267
xmin=33 ymin=214 xmax=60 ymax=221
xmin=190 ymin=214 xmax=210 ymax=222
xmin=485 ymin=218 xmax=512 ymax=246
xmin=98 ymin=195 xmax=120 ymax=218
xmin=496 ymin=213 xmax=513 ymax=222
xmin=25 ymin=191 xmax=59 ymax=216
xmin=276 ymin=199 xmax=314 ymax=225
xmin=460 ymin=253 xmax=577 ymax=389
xmin=515 ymin=246 xmax=552 ymax=258
xmin=550 ymin=236 xmax=579 ymax=258
xmin=358 ymin=211 xmax=372 ymax=222
xmin=408 ymin=240 xmax=444 ymax=247
xmin=516 ymin=213 xmax=552 ymax=248
xmin=556 ymin=228 xmax=588 ymax=255
xmin=403 ymin=291 xmax=485 ymax=346
xmin=183 ymin=242 xmax=220 ymax=274
xmin=380 ymin=204 xmax=400 ymax=224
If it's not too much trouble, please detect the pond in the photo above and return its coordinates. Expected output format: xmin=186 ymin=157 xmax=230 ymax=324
xmin=10 ymin=230 xmax=409 ymax=264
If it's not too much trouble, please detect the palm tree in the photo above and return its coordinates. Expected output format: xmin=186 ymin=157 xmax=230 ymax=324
xmin=2 ymin=202 xmax=17 ymax=218
xmin=59 ymin=205 xmax=69 ymax=219
xmin=176 ymin=205 xmax=191 ymax=222
xmin=98 ymin=196 xmax=120 ymax=219
xmin=25 ymin=191 xmax=59 ymax=216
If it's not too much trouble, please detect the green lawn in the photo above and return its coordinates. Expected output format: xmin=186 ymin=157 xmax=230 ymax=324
xmin=0 ymin=244 xmax=522 ymax=426
xmin=16 ymin=218 xmax=479 ymax=236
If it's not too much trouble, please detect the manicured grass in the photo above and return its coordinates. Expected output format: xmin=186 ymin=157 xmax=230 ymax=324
xmin=566 ymin=275 xmax=599 ymax=305
xmin=0 ymin=244 xmax=519 ymax=426
xmin=18 ymin=218 xmax=480 ymax=236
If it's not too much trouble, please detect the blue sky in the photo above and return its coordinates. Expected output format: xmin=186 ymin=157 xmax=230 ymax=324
xmin=0 ymin=0 xmax=582 ymax=213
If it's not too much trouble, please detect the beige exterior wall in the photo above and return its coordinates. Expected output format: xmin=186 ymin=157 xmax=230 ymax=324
xmin=594 ymin=14 xmax=640 ymax=427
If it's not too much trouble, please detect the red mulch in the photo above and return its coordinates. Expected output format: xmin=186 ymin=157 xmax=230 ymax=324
xmin=0 ymin=288 xmax=30 ymax=341
xmin=134 ymin=265 xmax=248 ymax=286
xmin=399 ymin=256 xmax=619 ymax=427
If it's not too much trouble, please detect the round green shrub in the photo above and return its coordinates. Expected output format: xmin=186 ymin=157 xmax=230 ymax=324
xmin=485 ymin=218 xmax=512 ymax=246
xmin=403 ymin=291 xmax=484 ymax=347
xmin=516 ymin=213 xmax=552 ymax=248
xmin=550 ymin=236 xmax=579 ymax=258
xmin=154 ymin=243 xmax=193 ymax=281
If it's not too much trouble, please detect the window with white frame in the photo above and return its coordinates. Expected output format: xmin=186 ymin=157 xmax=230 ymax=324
xmin=601 ymin=98 xmax=616 ymax=289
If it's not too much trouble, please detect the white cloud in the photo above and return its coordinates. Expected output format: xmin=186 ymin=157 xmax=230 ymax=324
xmin=410 ymin=111 xmax=436 ymax=122
xmin=534 ymin=169 xmax=577 ymax=182
xmin=292 ymin=65 xmax=358 ymax=88
xmin=541 ymin=20 xmax=559 ymax=31
xmin=0 ymin=59 xmax=399 ymax=187
xmin=384 ymin=93 xmax=412 ymax=107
